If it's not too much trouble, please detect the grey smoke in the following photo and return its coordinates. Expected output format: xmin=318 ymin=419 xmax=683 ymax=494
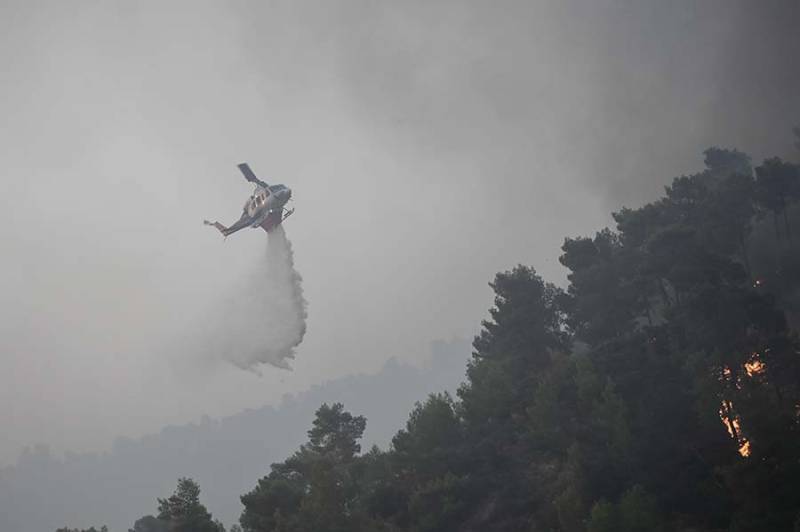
xmin=207 ymin=226 xmax=307 ymax=372
xmin=0 ymin=339 xmax=469 ymax=532
xmin=1 ymin=0 xmax=799 ymax=470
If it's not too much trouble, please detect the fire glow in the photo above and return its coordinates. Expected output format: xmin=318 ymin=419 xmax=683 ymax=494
xmin=717 ymin=355 xmax=766 ymax=458
xmin=719 ymin=400 xmax=751 ymax=457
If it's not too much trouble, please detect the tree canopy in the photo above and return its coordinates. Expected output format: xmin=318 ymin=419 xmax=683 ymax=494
xmin=229 ymin=139 xmax=800 ymax=532
xmin=65 ymin=133 xmax=800 ymax=532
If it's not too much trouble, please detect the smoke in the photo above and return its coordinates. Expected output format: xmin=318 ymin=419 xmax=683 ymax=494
xmin=207 ymin=226 xmax=308 ymax=372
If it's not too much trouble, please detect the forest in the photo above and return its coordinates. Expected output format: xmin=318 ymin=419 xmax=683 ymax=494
xmin=66 ymin=133 xmax=800 ymax=532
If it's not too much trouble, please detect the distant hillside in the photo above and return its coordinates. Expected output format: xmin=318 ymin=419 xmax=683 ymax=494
xmin=0 ymin=339 xmax=469 ymax=532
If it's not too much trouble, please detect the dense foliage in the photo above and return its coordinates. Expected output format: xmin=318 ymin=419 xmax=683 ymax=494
xmin=232 ymin=143 xmax=800 ymax=532
xmin=67 ymin=138 xmax=800 ymax=532
xmin=125 ymin=478 xmax=224 ymax=532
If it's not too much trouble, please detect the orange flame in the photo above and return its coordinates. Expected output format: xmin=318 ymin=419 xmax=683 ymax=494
xmin=744 ymin=359 xmax=764 ymax=376
xmin=719 ymin=401 xmax=750 ymax=457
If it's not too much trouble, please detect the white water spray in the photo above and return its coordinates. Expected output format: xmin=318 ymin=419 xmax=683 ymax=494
xmin=207 ymin=226 xmax=307 ymax=372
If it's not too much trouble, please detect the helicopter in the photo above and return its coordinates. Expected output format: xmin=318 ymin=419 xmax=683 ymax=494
xmin=204 ymin=163 xmax=294 ymax=237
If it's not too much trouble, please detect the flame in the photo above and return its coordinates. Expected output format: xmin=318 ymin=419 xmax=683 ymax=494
xmin=744 ymin=359 xmax=765 ymax=377
xmin=739 ymin=440 xmax=751 ymax=457
xmin=719 ymin=400 xmax=750 ymax=457
xmin=716 ymin=356 xmax=765 ymax=458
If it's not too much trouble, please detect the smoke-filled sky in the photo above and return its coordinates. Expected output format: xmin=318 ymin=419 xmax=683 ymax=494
xmin=1 ymin=0 xmax=798 ymax=466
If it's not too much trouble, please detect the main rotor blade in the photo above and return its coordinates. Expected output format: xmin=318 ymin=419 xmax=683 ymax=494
xmin=237 ymin=163 xmax=268 ymax=187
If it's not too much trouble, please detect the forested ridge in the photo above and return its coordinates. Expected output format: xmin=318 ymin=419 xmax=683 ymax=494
xmin=75 ymin=136 xmax=800 ymax=532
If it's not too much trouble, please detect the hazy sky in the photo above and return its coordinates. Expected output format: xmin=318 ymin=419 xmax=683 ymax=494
xmin=1 ymin=0 xmax=798 ymax=466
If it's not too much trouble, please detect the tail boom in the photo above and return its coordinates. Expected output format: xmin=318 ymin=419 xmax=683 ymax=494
xmin=204 ymin=220 xmax=229 ymax=235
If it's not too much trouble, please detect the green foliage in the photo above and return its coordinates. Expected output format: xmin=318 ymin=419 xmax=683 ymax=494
xmin=587 ymin=486 xmax=662 ymax=532
xmin=586 ymin=500 xmax=616 ymax=532
xmin=406 ymin=473 xmax=471 ymax=532
xmin=235 ymin=136 xmax=800 ymax=531
xmin=618 ymin=485 xmax=661 ymax=532
xmin=240 ymin=403 xmax=371 ymax=532
xmin=156 ymin=478 xmax=224 ymax=532
xmin=392 ymin=393 xmax=462 ymax=478
xmin=755 ymin=157 xmax=800 ymax=237
xmin=129 ymin=515 xmax=169 ymax=532
xmin=307 ymin=402 xmax=367 ymax=460
xmin=59 ymin=129 xmax=800 ymax=532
